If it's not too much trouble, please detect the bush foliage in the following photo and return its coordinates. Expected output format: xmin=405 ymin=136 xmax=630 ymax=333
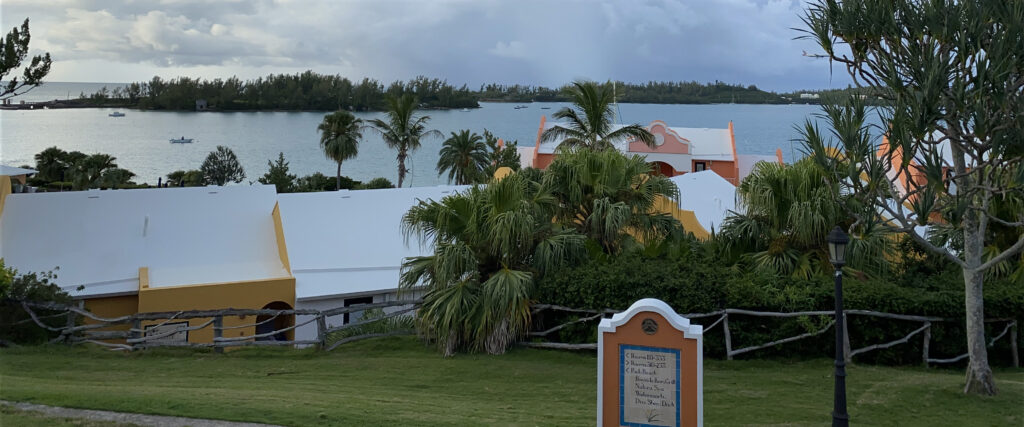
xmin=534 ymin=242 xmax=1024 ymax=366
xmin=0 ymin=261 xmax=73 ymax=345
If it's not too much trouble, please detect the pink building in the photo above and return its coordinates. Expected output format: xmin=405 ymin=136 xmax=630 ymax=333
xmin=520 ymin=117 xmax=782 ymax=185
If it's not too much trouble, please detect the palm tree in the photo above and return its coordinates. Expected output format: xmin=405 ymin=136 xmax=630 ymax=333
xmin=436 ymin=130 xmax=489 ymax=185
xmin=367 ymin=94 xmax=441 ymax=187
xmin=542 ymin=149 xmax=683 ymax=254
xmin=400 ymin=173 xmax=585 ymax=355
xmin=317 ymin=111 xmax=363 ymax=190
xmin=33 ymin=146 xmax=67 ymax=182
xmin=540 ymin=81 xmax=655 ymax=151
xmin=719 ymin=158 xmax=892 ymax=278
xmin=67 ymin=153 xmax=118 ymax=189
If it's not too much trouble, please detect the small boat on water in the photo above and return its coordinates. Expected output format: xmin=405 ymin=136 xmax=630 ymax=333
xmin=540 ymin=107 xmax=551 ymax=110
xmin=109 ymin=112 xmax=125 ymax=117
xmin=170 ymin=137 xmax=194 ymax=144
xmin=460 ymin=108 xmax=470 ymax=112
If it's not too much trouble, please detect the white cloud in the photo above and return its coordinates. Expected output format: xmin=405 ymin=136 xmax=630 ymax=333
xmin=3 ymin=0 xmax=850 ymax=91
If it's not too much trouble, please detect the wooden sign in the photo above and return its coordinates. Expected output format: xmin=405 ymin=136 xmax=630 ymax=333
xmin=598 ymin=298 xmax=703 ymax=427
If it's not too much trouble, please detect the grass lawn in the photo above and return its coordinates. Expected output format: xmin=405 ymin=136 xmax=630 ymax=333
xmin=1 ymin=337 xmax=1021 ymax=426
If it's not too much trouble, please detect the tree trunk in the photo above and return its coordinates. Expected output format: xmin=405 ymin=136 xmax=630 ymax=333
xmin=484 ymin=318 xmax=511 ymax=355
xmin=397 ymin=148 xmax=407 ymax=188
xmin=336 ymin=162 xmax=342 ymax=191
xmin=962 ymin=219 xmax=997 ymax=395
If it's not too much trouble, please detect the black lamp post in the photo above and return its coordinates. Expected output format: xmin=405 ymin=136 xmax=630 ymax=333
xmin=827 ymin=226 xmax=850 ymax=426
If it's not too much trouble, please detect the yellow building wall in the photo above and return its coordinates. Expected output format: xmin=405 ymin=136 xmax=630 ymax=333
xmin=136 ymin=277 xmax=296 ymax=344
xmin=652 ymin=195 xmax=710 ymax=240
xmin=81 ymin=294 xmax=140 ymax=343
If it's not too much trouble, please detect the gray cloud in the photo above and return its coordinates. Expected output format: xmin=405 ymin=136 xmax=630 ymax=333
xmin=1 ymin=0 xmax=849 ymax=91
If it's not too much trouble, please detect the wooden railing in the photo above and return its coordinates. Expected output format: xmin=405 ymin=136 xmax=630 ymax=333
xmin=14 ymin=299 xmax=421 ymax=352
xmin=10 ymin=300 xmax=1021 ymax=367
xmin=524 ymin=304 xmax=1020 ymax=367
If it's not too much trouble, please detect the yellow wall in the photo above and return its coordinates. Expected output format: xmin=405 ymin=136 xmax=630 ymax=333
xmin=271 ymin=202 xmax=292 ymax=274
xmin=0 ymin=175 xmax=11 ymax=218
xmin=82 ymin=294 xmax=140 ymax=343
xmin=653 ymin=195 xmax=710 ymax=240
xmin=136 ymin=277 xmax=296 ymax=344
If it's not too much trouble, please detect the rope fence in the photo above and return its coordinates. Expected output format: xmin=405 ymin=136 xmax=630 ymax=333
xmin=12 ymin=299 xmax=423 ymax=352
xmin=6 ymin=299 xmax=1020 ymax=367
xmin=524 ymin=305 xmax=1020 ymax=367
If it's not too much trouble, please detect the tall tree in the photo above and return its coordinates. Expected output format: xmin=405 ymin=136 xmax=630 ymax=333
xmin=367 ymin=94 xmax=441 ymax=187
xmin=67 ymin=153 xmax=119 ymax=190
xmin=33 ymin=146 xmax=67 ymax=182
xmin=436 ymin=130 xmax=488 ymax=185
xmin=540 ymin=81 xmax=655 ymax=151
xmin=801 ymin=0 xmax=1024 ymax=395
xmin=720 ymin=158 xmax=892 ymax=279
xmin=543 ymin=149 xmax=683 ymax=254
xmin=201 ymin=146 xmax=246 ymax=186
xmin=0 ymin=18 xmax=51 ymax=100
xmin=259 ymin=152 xmax=297 ymax=193
xmin=400 ymin=173 xmax=585 ymax=355
xmin=480 ymin=130 xmax=522 ymax=179
xmin=317 ymin=111 xmax=362 ymax=190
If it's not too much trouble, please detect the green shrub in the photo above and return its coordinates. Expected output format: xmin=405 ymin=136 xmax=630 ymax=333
xmin=325 ymin=308 xmax=415 ymax=347
xmin=533 ymin=250 xmax=1024 ymax=366
xmin=356 ymin=177 xmax=394 ymax=190
xmin=0 ymin=261 xmax=73 ymax=345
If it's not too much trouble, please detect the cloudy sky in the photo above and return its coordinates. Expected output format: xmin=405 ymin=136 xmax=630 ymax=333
xmin=1 ymin=0 xmax=851 ymax=91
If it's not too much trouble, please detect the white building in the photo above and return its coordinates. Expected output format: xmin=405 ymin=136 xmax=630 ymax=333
xmin=0 ymin=185 xmax=289 ymax=298
xmin=277 ymin=185 xmax=468 ymax=342
xmin=669 ymin=171 xmax=738 ymax=234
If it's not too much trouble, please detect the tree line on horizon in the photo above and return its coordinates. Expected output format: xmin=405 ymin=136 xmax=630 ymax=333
xmin=74 ymin=71 xmax=885 ymax=112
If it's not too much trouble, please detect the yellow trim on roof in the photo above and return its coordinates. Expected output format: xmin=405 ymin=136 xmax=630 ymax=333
xmin=272 ymin=202 xmax=292 ymax=274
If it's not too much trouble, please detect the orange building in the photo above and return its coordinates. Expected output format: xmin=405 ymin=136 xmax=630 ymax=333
xmin=520 ymin=117 xmax=782 ymax=185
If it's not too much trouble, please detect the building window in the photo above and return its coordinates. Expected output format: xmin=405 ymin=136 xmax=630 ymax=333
xmin=695 ymin=162 xmax=706 ymax=172
xmin=343 ymin=296 xmax=374 ymax=324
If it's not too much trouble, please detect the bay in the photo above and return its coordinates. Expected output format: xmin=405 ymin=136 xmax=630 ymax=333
xmin=3 ymin=84 xmax=835 ymax=187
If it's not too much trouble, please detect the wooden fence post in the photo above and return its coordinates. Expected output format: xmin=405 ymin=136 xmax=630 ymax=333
xmin=316 ymin=314 xmax=328 ymax=350
xmin=842 ymin=313 xmax=851 ymax=363
xmin=1011 ymin=321 xmax=1019 ymax=369
xmin=723 ymin=313 xmax=733 ymax=361
xmin=213 ymin=316 xmax=223 ymax=354
xmin=922 ymin=322 xmax=931 ymax=367
xmin=130 ymin=318 xmax=142 ymax=351
xmin=64 ymin=311 xmax=77 ymax=345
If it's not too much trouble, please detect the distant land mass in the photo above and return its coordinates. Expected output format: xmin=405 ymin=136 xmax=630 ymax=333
xmin=5 ymin=72 xmax=885 ymax=112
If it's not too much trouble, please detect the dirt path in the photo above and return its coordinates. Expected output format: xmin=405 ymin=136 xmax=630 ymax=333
xmin=0 ymin=400 xmax=284 ymax=427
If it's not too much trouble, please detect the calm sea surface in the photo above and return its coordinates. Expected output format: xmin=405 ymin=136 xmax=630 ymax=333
xmin=2 ymin=82 xmax=842 ymax=186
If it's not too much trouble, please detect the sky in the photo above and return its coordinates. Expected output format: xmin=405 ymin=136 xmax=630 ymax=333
xmin=1 ymin=0 xmax=853 ymax=92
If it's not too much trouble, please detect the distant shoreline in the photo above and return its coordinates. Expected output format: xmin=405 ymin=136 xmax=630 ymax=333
xmin=4 ymin=98 xmax=839 ymax=112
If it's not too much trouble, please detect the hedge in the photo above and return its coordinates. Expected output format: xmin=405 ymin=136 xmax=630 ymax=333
xmin=533 ymin=252 xmax=1024 ymax=366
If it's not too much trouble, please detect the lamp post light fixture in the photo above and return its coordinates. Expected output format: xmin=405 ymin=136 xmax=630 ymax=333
xmin=827 ymin=226 xmax=850 ymax=427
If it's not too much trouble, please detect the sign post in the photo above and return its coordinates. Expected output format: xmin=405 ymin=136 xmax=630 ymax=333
xmin=598 ymin=298 xmax=703 ymax=427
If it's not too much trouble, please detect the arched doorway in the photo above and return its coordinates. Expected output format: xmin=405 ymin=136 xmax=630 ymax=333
xmin=255 ymin=301 xmax=294 ymax=342
xmin=650 ymin=161 xmax=676 ymax=177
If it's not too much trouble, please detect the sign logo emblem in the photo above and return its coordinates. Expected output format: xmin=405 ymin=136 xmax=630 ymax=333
xmin=641 ymin=318 xmax=658 ymax=335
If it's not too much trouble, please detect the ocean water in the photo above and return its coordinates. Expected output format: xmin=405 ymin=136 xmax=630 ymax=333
xmin=1 ymin=83 xmax=843 ymax=186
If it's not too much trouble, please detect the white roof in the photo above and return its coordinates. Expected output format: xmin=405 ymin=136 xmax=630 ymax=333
xmin=537 ymin=121 xmax=734 ymax=161
xmin=0 ymin=185 xmax=289 ymax=298
xmin=0 ymin=165 xmax=37 ymax=176
xmin=670 ymin=171 xmax=737 ymax=233
xmin=736 ymin=154 xmax=778 ymax=182
xmin=278 ymin=186 xmax=468 ymax=300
